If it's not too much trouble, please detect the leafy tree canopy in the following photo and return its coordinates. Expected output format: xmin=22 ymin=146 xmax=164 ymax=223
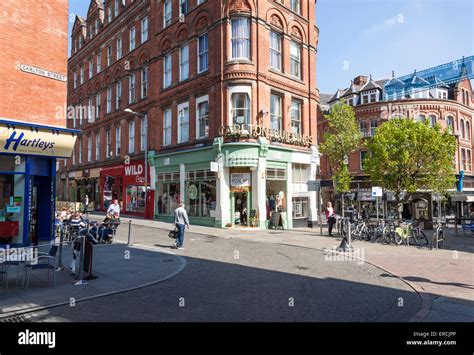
xmin=364 ymin=118 xmax=457 ymax=204
xmin=320 ymin=100 xmax=362 ymax=192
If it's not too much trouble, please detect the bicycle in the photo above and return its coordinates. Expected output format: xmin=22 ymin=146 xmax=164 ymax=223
xmin=394 ymin=221 xmax=412 ymax=245
xmin=371 ymin=219 xmax=387 ymax=243
xmin=431 ymin=220 xmax=446 ymax=250
xmin=411 ymin=222 xmax=429 ymax=247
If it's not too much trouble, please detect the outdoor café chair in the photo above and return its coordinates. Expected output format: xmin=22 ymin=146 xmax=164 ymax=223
xmin=23 ymin=245 xmax=58 ymax=290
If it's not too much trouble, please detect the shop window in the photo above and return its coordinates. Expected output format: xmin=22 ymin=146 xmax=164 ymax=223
xmin=126 ymin=185 xmax=146 ymax=213
xmin=292 ymin=198 xmax=308 ymax=219
xmin=266 ymin=168 xmax=286 ymax=180
xmin=185 ymin=170 xmax=217 ymax=218
xmin=0 ymin=174 xmax=25 ymax=244
xmin=156 ymin=178 xmax=180 ymax=215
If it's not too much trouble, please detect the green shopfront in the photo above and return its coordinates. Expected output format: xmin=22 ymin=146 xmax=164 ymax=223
xmin=149 ymin=137 xmax=320 ymax=229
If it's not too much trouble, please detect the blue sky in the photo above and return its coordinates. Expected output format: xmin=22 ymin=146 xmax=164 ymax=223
xmin=68 ymin=0 xmax=473 ymax=94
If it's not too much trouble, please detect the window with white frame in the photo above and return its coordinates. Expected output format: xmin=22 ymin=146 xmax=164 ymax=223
xmin=361 ymin=94 xmax=369 ymax=104
xmin=468 ymin=149 xmax=472 ymax=171
xmin=290 ymin=41 xmax=301 ymax=79
xmin=96 ymin=93 xmax=101 ymax=119
xmin=107 ymin=45 xmax=112 ymax=66
xmin=80 ymin=66 xmax=84 ymax=84
xmin=270 ymin=31 xmax=282 ymax=71
xmin=114 ymin=0 xmax=119 ymax=17
xmin=163 ymin=108 xmax=172 ymax=146
xmin=95 ymin=19 xmax=99 ymax=35
xmin=141 ymin=17 xmax=148 ymax=43
xmin=290 ymin=0 xmax=301 ymax=14
xmin=128 ymin=120 xmax=135 ymax=153
xmin=178 ymin=102 xmax=190 ymax=143
xmin=231 ymin=18 xmax=250 ymax=60
xmin=140 ymin=115 xmax=147 ymax=151
xmin=292 ymin=164 xmax=309 ymax=183
xmin=446 ymin=115 xmax=454 ymax=133
xmin=270 ymin=94 xmax=282 ymax=131
xmin=370 ymin=92 xmax=377 ymax=102
xmin=87 ymin=135 xmax=92 ymax=162
xmin=180 ymin=0 xmax=188 ymax=16
xmin=462 ymin=148 xmax=467 ymax=171
xmin=79 ymin=103 xmax=83 ymax=125
xmin=197 ymin=0 xmax=206 ymax=4
xmin=117 ymin=37 xmax=122 ymax=59
xmin=129 ymin=26 xmax=136 ymax=51
xmin=429 ymin=115 xmax=437 ymax=127
xmin=88 ymin=59 xmax=93 ymax=79
xmin=163 ymin=53 xmax=172 ymax=88
xmin=141 ymin=66 xmax=148 ymax=98
xmin=370 ymin=119 xmax=377 ymax=136
xmin=88 ymin=97 xmax=93 ymax=122
xmin=115 ymin=125 xmax=121 ymax=156
xmin=291 ymin=100 xmax=302 ymax=134
xmin=467 ymin=120 xmax=471 ymax=141
xmin=461 ymin=119 xmax=466 ymax=139
xmin=180 ymin=44 xmax=189 ymax=81
xmin=106 ymin=129 xmax=111 ymax=158
xmin=79 ymin=138 xmax=82 ymax=164
xmin=106 ymin=87 xmax=112 ymax=113
xmin=231 ymin=92 xmax=250 ymax=125
xmin=163 ymin=0 xmax=172 ymax=28
xmin=116 ymin=81 xmax=122 ymax=110
xmin=129 ymin=74 xmax=136 ymax=103
xmin=196 ymin=95 xmax=209 ymax=139
xmin=108 ymin=6 xmax=112 ymax=23
xmin=359 ymin=121 xmax=368 ymax=136
xmin=198 ymin=34 xmax=209 ymax=73
xmin=416 ymin=114 xmax=425 ymax=123
xmin=95 ymin=132 xmax=101 ymax=160
xmin=97 ymin=51 xmax=102 ymax=72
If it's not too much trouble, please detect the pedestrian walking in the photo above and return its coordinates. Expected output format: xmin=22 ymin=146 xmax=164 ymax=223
xmin=83 ymin=195 xmax=89 ymax=215
xmin=326 ymin=202 xmax=336 ymax=236
xmin=174 ymin=203 xmax=190 ymax=249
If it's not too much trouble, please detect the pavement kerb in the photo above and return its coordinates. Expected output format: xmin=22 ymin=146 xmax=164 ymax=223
xmin=0 ymin=243 xmax=187 ymax=320
xmin=120 ymin=216 xmax=430 ymax=323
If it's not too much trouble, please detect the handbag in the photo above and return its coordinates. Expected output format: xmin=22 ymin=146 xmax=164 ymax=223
xmin=168 ymin=227 xmax=178 ymax=239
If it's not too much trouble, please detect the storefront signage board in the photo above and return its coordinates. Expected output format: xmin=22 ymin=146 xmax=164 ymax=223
xmin=231 ymin=173 xmax=251 ymax=187
xmin=218 ymin=124 xmax=313 ymax=147
xmin=307 ymin=180 xmax=321 ymax=191
xmin=372 ymin=187 xmax=383 ymax=197
xmin=0 ymin=125 xmax=77 ymax=158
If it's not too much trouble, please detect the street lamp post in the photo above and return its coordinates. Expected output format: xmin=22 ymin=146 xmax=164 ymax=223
xmin=124 ymin=109 xmax=148 ymax=218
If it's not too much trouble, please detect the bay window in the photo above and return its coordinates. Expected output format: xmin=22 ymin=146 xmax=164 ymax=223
xmin=231 ymin=92 xmax=250 ymax=125
xmin=231 ymin=18 xmax=250 ymax=60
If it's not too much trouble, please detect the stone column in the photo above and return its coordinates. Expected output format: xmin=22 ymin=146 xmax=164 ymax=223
xmin=286 ymin=162 xmax=293 ymax=229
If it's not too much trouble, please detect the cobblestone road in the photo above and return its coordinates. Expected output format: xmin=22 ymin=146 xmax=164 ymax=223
xmin=27 ymin=225 xmax=421 ymax=322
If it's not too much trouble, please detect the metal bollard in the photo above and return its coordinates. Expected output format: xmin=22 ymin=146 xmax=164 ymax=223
xmin=56 ymin=225 xmax=65 ymax=271
xmin=74 ymin=222 xmax=89 ymax=286
xmin=337 ymin=218 xmax=353 ymax=252
xmin=127 ymin=219 xmax=132 ymax=245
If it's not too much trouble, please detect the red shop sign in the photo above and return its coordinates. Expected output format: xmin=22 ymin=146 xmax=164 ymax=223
xmin=123 ymin=161 xmax=147 ymax=186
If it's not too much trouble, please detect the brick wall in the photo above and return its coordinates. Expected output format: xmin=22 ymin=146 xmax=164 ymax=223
xmin=0 ymin=0 xmax=68 ymax=126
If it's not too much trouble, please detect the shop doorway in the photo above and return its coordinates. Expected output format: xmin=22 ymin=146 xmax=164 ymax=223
xmin=231 ymin=191 xmax=250 ymax=227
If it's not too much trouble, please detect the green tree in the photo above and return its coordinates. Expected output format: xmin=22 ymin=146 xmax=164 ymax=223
xmin=364 ymin=118 xmax=457 ymax=213
xmin=320 ymin=101 xmax=362 ymax=193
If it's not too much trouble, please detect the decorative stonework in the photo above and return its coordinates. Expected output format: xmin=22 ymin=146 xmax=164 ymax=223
xmin=195 ymin=15 xmax=209 ymax=31
xmin=177 ymin=28 xmax=189 ymax=42
xmin=229 ymin=0 xmax=251 ymax=13
xmin=270 ymin=15 xmax=283 ymax=29
xmin=291 ymin=26 xmax=303 ymax=40
xmin=161 ymin=39 xmax=171 ymax=52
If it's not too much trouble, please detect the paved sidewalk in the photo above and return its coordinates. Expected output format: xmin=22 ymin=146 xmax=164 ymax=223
xmin=0 ymin=243 xmax=186 ymax=318
xmin=95 ymin=213 xmax=474 ymax=322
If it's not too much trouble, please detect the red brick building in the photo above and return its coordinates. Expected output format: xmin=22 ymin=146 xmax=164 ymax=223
xmin=0 ymin=0 xmax=76 ymax=246
xmin=318 ymin=70 xmax=474 ymax=220
xmin=61 ymin=0 xmax=320 ymax=227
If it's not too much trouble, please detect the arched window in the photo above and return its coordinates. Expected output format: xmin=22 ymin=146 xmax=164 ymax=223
xmin=446 ymin=116 xmax=454 ymax=133
xmin=429 ymin=115 xmax=437 ymax=127
xmin=416 ymin=114 xmax=425 ymax=123
xmin=461 ymin=119 xmax=465 ymax=139
xmin=466 ymin=121 xmax=471 ymax=141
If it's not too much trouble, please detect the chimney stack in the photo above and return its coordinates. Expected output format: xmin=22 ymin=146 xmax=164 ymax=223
xmin=353 ymin=75 xmax=368 ymax=86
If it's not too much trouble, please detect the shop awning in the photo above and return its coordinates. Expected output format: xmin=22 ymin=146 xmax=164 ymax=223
xmin=449 ymin=192 xmax=474 ymax=202
xmin=0 ymin=119 xmax=81 ymax=158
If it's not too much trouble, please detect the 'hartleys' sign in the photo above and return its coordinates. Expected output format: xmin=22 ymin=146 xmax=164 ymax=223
xmin=0 ymin=125 xmax=76 ymax=158
xmin=219 ymin=124 xmax=313 ymax=147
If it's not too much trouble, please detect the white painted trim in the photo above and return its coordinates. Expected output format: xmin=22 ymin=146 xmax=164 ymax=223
xmin=195 ymin=94 xmax=209 ymax=139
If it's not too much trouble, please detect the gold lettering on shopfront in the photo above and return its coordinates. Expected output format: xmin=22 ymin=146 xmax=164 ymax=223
xmin=218 ymin=124 xmax=313 ymax=147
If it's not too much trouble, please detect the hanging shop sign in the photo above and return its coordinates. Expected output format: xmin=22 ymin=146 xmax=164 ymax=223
xmin=231 ymin=173 xmax=251 ymax=187
xmin=0 ymin=124 xmax=77 ymax=158
xmin=218 ymin=124 xmax=313 ymax=147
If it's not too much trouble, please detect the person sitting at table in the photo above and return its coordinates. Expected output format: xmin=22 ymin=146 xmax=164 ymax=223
xmin=107 ymin=199 xmax=121 ymax=218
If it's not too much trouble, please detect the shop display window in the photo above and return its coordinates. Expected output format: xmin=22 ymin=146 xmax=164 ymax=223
xmin=0 ymin=174 xmax=25 ymax=244
xmin=185 ymin=170 xmax=216 ymax=218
